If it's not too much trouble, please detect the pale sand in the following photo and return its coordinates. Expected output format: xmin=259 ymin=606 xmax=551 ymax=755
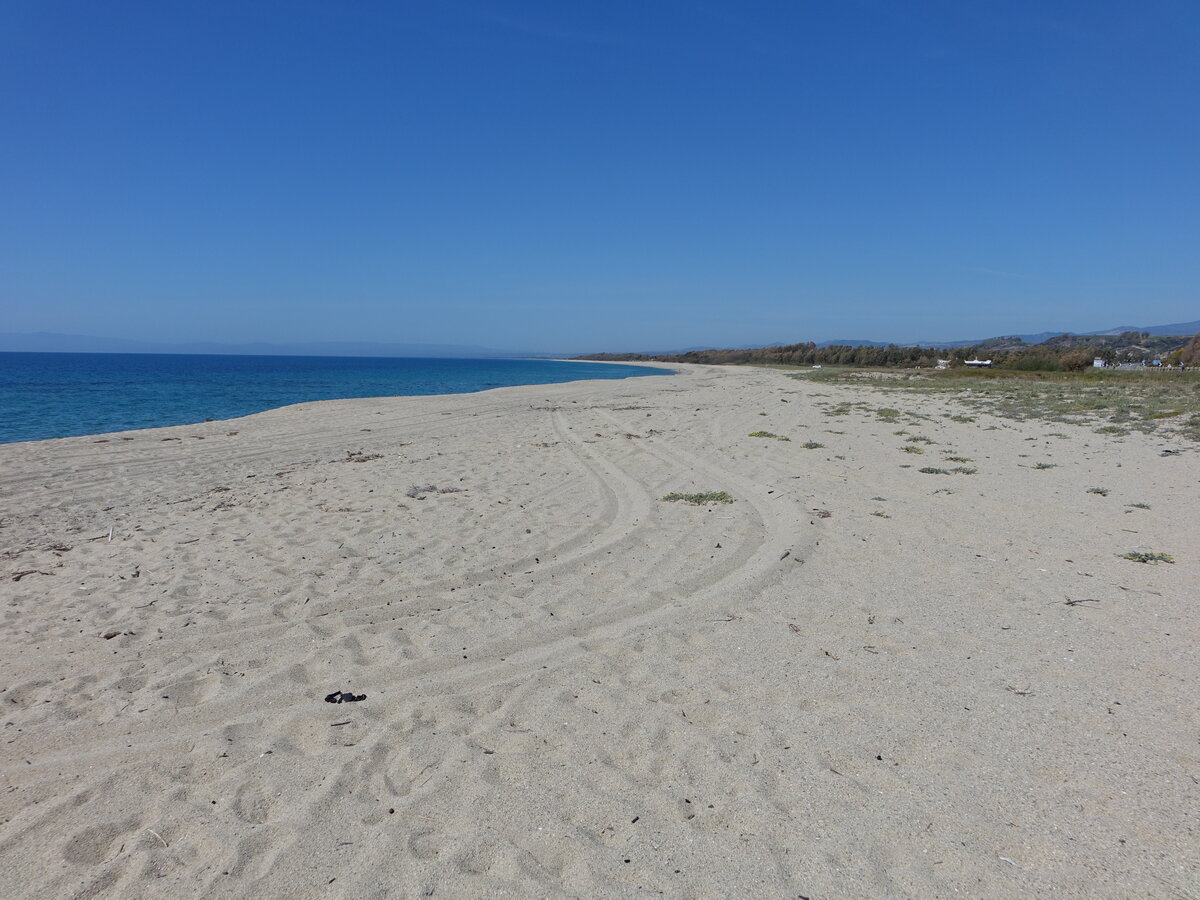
xmin=0 ymin=363 xmax=1196 ymax=899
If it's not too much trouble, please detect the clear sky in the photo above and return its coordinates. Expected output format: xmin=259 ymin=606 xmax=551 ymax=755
xmin=2 ymin=1 xmax=1197 ymax=352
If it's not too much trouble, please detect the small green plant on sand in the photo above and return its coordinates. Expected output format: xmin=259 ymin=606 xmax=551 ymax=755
xmin=951 ymin=466 xmax=978 ymax=475
xmin=1087 ymin=487 xmax=1109 ymax=496
xmin=919 ymin=466 xmax=950 ymax=475
xmin=748 ymin=431 xmax=790 ymax=441
xmin=802 ymin=441 xmax=825 ymax=449
xmin=906 ymin=435 xmax=934 ymax=444
xmin=1034 ymin=462 xmax=1057 ymax=470
xmin=944 ymin=455 xmax=973 ymax=463
xmin=661 ymin=491 xmax=734 ymax=505
xmin=902 ymin=445 xmax=924 ymax=454
xmin=1119 ymin=551 xmax=1174 ymax=564
xmin=1126 ymin=502 xmax=1151 ymax=510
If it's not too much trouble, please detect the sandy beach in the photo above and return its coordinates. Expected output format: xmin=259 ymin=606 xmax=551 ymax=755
xmin=1 ymin=362 xmax=1195 ymax=899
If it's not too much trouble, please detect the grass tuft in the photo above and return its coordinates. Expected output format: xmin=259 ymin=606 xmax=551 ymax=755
xmin=748 ymin=431 xmax=790 ymax=441
xmin=1119 ymin=551 xmax=1174 ymax=564
xmin=661 ymin=491 xmax=734 ymax=505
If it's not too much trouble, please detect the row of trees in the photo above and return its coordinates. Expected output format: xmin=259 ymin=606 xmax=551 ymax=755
xmin=581 ymin=332 xmax=1199 ymax=371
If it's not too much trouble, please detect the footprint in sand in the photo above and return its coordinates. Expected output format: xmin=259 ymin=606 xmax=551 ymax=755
xmin=63 ymin=819 xmax=137 ymax=866
xmin=233 ymin=782 xmax=274 ymax=824
xmin=161 ymin=673 xmax=221 ymax=706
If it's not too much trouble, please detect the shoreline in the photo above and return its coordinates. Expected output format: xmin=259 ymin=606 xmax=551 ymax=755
xmin=0 ymin=357 xmax=676 ymax=447
xmin=1 ymin=363 xmax=1194 ymax=897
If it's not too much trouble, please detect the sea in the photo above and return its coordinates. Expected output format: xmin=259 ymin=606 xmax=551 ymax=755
xmin=0 ymin=352 xmax=666 ymax=444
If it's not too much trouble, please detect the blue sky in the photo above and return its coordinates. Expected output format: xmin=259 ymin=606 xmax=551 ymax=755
xmin=2 ymin=1 xmax=1197 ymax=352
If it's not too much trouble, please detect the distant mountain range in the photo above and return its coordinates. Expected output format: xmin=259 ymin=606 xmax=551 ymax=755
xmin=0 ymin=319 xmax=1196 ymax=358
xmin=0 ymin=332 xmax=538 ymax=358
xmin=577 ymin=320 xmax=1200 ymax=357
xmin=813 ymin=319 xmax=1200 ymax=350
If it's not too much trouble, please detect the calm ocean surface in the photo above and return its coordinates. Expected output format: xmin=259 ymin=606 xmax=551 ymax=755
xmin=0 ymin=353 xmax=667 ymax=444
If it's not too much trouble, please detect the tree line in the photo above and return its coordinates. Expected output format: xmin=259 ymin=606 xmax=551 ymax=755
xmin=580 ymin=331 xmax=1199 ymax=371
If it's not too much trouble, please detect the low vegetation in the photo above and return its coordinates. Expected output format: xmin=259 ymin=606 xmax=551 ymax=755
xmin=1119 ymin=551 xmax=1174 ymax=564
xmin=661 ymin=491 xmax=734 ymax=505
xmin=748 ymin=431 xmax=790 ymax=441
xmin=797 ymin=368 xmax=1200 ymax=441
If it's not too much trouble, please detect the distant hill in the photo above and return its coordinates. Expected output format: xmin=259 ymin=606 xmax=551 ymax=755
xmin=813 ymin=319 xmax=1198 ymax=350
xmin=1083 ymin=320 xmax=1200 ymax=337
xmin=0 ymin=332 xmax=530 ymax=358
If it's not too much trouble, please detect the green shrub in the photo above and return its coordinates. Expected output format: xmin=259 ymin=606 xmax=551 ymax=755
xmin=1005 ymin=356 xmax=1064 ymax=372
xmin=661 ymin=491 xmax=734 ymax=505
xmin=1119 ymin=551 xmax=1173 ymax=564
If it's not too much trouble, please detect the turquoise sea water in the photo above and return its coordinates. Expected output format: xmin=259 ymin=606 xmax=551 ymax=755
xmin=0 ymin=353 xmax=667 ymax=444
